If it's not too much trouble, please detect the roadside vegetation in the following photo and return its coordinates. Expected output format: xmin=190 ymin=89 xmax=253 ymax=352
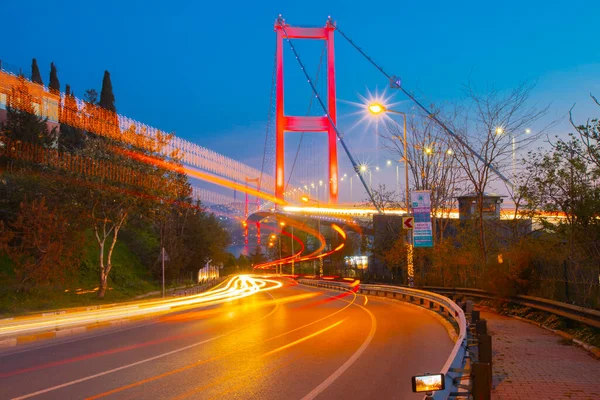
xmin=0 ymin=59 xmax=231 ymax=315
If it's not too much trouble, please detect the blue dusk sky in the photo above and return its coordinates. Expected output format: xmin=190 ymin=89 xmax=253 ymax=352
xmin=3 ymin=0 xmax=599 ymax=196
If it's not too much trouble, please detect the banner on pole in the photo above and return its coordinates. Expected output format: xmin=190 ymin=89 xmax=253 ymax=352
xmin=411 ymin=190 xmax=433 ymax=248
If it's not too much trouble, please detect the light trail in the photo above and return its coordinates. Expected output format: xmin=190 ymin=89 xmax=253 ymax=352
xmin=0 ymin=276 xmax=282 ymax=340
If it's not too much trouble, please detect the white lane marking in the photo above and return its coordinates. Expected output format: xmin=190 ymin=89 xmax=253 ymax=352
xmin=11 ymin=296 xmax=280 ymax=400
xmin=301 ymin=293 xmax=377 ymax=400
xmin=13 ymin=285 xmax=356 ymax=400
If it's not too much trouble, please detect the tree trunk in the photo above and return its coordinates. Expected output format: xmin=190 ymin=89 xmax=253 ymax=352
xmin=98 ymin=271 xmax=108 ymax=298
xmin=97 ymin=239 xmax=106 ymax=298
xmin=477 ymin=193 xmax=488 ymax=269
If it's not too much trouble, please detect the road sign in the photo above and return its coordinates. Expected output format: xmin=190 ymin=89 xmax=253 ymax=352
xmin=411 ymin=191 xmax=433 ymax=247
xmin=402 ymin=217 xmax=414 ymax=230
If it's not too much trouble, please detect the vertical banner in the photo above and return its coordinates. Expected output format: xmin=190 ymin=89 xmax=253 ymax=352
xmin=411 ymin=190 xmax=433 ymax=248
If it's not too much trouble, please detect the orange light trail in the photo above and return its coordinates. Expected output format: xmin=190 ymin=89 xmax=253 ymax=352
xmin=114 ymin=148 xmax=286 ymax=205
xmin=0 ymin=276 xmax=281 ymax=340
xmin=260 ymin=319 xmax=345 ymax=357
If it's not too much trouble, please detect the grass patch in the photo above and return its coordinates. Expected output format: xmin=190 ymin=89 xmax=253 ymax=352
xmin=0 ymin=231 xmax=159 ymax=317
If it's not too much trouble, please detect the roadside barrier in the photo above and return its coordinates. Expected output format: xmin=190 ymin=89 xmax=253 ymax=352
xmin=299 ymin=279 xmax=493 ymax=399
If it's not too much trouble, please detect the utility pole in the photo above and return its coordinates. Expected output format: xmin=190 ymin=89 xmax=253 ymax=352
xmin=161 ymin=247 xmax=165 ymax=298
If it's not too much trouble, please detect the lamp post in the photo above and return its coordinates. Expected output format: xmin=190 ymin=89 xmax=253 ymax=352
xmin=368 ymin=103 xmax=414 ymax=286
xmin=269 ymin=233 xmax=281 ymax=275
xmin=359 ymin=164 xmax=372 ymax=189
xmin=279 ymin=221 xmax=286 ymax=274
xmin=301 ymin=195 xmax=323 ymax=276
xmin=386 ymin=159 xmax=401 ymax=194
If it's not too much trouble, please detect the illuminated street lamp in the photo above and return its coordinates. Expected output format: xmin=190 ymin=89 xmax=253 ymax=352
xmin=368 ymin=103 xmax=386 ymax=114
xmin=358 ymin=164 xmax=372 ymax=188
xmin=367 ymin=102 xmax=414 ymax=286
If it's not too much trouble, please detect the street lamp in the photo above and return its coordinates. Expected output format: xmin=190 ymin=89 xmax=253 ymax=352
xmin=386 ymin=159 xmax=401 ymax=193
xmin=301 ymin=195 xmax=323 ymax=276
xmin=368 ymin=102 xmax=414 ymax=286
xmin=358 ymin=164 xmax=372 ymax=189
xmin=270 ymin=233 xmax=282 ymax=275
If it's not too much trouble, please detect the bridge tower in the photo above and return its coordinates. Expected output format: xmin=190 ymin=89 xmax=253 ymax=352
xmin=274 ymin=16 xmax=339 ymax=203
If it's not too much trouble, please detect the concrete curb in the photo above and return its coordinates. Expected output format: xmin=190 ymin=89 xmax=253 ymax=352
xmin=0 ymin=314 xmax=155 ymax=349
xmin=476 ymin=305 xmax=600 ymax=359
xmin=0 ymin=280 xmax=226 ymax=349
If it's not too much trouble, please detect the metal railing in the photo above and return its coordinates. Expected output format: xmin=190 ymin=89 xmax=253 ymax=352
xmin=423 ymin=286 xmax=600 ymax=329
xmin=298 ymin=279 xmax=469 ymax=399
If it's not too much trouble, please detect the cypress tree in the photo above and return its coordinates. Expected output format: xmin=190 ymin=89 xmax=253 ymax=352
xmin=31 ymin=58 xmax=43 ymax=85
xmin=49 ymin=62 xmax=60 ymax=93
xmin=99 ymin=70 xmax=115 ymax=112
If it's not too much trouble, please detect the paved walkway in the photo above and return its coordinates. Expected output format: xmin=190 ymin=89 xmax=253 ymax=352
xmin=480 ymin=310 xmax=600 ymax=400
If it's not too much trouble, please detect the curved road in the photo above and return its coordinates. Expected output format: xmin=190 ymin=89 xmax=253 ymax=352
xmin=0 ymin=278 xmax=452 ymax=400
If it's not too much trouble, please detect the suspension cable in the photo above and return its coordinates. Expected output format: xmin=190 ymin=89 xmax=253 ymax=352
xmin=334 ymin=23 xmax=514 ymax=189
xmin=277 ymin=17 xmax=382 ymax=213
xmin=258 ymin=36 xmax=278 ymax=193
xmin=285 ymin=41 xmax=327 ymax=191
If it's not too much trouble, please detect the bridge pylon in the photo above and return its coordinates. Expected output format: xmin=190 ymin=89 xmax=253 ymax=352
xmin=274 ymin=16 xmax=339 ymax=204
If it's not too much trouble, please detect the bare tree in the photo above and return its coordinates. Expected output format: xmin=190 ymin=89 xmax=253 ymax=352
xmin=449 ymin=81 xmax=549 ymax=263
xmin=381 ymin=108 xmax=464 ymax=244
xmin=362 ymin=183 xmax=401 ymax=212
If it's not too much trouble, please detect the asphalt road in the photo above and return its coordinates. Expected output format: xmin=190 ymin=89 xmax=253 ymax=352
xmin=0 ymin=279 xmax=453 ymax=400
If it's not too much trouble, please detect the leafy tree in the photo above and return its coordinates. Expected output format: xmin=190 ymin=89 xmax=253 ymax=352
xmin=237 ymin=254 xmax=251 ymax=272
xmin=249 ymin=245 xmax=266 ymax=266
xmin=31 ymin=58 xmax=43 ymax=85
xmin=1 ymin=77 xmax=57 ymax=147
xmin=49 ymin=62 xmax=59 ymax=93
xmin=0 ymin=198 xmax=84 ymax=290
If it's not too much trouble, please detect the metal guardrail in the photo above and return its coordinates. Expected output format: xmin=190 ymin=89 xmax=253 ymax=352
xmin=423 ymin=286 xmax=600 ymax=329
xmin=298 ymin=279 xmax=469 ymax=399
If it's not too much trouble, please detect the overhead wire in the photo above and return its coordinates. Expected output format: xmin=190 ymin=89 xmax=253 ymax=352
xmin=333 ymin=23 xmax=514 ymax=189
xmin=259 ymin=37 xmax=278 ymax=194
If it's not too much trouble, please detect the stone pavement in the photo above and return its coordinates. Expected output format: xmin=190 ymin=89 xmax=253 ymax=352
xmin=480 ymin=310 xmax=600 ymax=400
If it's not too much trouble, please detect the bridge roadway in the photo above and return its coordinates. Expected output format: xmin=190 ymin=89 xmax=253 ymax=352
xmin=0 ymin=279 xmax=452 ymax=400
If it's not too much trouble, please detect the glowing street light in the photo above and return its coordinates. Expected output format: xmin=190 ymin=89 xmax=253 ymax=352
xmin=495 ymin=127 xmax=504 ymax=135
xmin=525 ymin=128 xmax=531 ymax=134
xmin=359 ymin=164 xmax=368 ymax=172
xmin=386 ymin=160 xmax=392 ymax=166
xmin=425 ymin=147 xmax=433 ymax=155
xmin=368 ymin=103 xmax=386 ymax=114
